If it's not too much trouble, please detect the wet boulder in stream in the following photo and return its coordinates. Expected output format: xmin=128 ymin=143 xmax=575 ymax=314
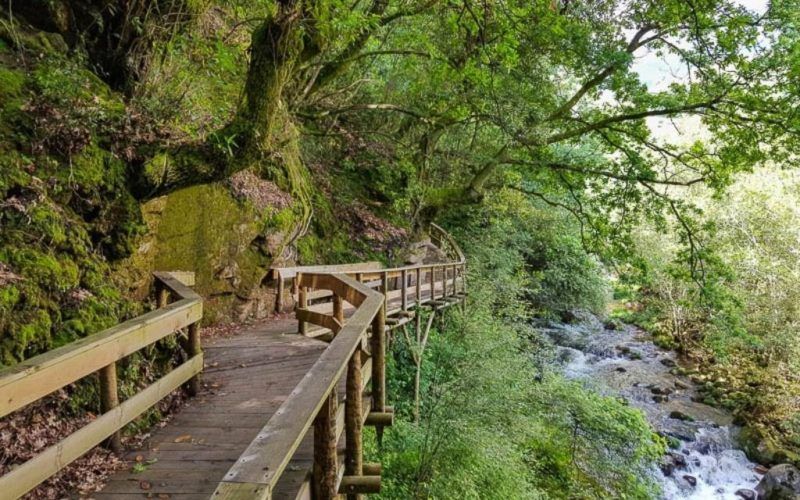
xmin=736 ymin=489 xmax=756 ymax=500
xmin=755 ymin=464 xmax=800 ymax=499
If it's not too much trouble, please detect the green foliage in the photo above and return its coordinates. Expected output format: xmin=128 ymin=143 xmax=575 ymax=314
xmin=375 ymin=197 xmax=661 ymax=498
xmin=624 ymin=167 xmax=800 ymax=464
xmin=444 ymin=188 xmax=610 ymax=318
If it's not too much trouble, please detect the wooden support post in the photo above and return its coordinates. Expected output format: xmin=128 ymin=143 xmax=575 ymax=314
xmin=440 ymin=265 xmax=446 ymax=299
xmin=451 ymin=264 xmax=456 ymax=296
xmin=275 ymin=277 xmax=285 ymax=313
xmin=416 ymin=267 xmax=422 ymax=305
xmin=297 ymin=273 xmax=307 ymax=335
xmin=98 ymin=362 xmax=122 ymax=453
xmin=345 ymin=348 xmax=363 ymax=500
xmin=462 ymin=263 xmax=468 ymax=312
xmin=333 ymin=294 xmax=344 ymax=327
xmin=363 ymin=463 xmax=382 ymax=476
xmin=401 ymin=269 xmax=408 ymax=311
xmin=371 ymin=310 xmax=386 ymax=412
xmin=186 ymin=322 xmax=201 ymax=396
xmin=156 ymin=283 xmax=169 ymax=309
xmin=380 ymin=272 xmax=389 ymax=315
xmin=371 ymin=304 xmax=386 ymax=445
xmin=313 ymin=387 xmax=338 ymax=500
xmin=339 ymin=475 xmax=381 ymax=495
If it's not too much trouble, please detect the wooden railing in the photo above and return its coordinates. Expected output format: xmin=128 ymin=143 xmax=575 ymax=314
xmin=216 ymin=224 xmax=467 ymax=499
xmin=214 ymin=273 xmax=386 ymax=499
xmin=0 ymin=271 xmax=203 ymax=499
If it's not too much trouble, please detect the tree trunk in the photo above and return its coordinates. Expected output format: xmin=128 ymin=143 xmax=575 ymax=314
xmin=133 ymin=2 xmax=313 ymax=238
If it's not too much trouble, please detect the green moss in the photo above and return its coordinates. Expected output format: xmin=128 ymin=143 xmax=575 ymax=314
xmin=0 ymin=67 xmax=24 ymax=100
xmin=6 ymin=249 xmax=79 ymax=292
xmin=739 ymin=425 xmax=800 ymax=467
xmin=0 ymin=21 xmax=68 ymax=55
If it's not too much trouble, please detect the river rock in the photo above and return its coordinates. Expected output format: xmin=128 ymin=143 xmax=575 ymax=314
xmin=669 ymin=410 xmax=694 ymax=422
xmin=660 ymin=358 xmax=677 ymax=367
xmin=674 ymin=380 xmax=690 ymax=390
xmin=652 ymin=386 xmax=674 ymax=396
xmin=660 ymin=452 xmax=689 ymax=477
xmin=653 ymin=394 xmax=669 ymax=403
xmin=614 ymin=366 xmax=627 ymax=373
xmin=684 ymin=474 xmax=697 ymax=487
xmin=755 ymin=464 xmax=800 ymax=500
xmin=668 ymin=451 xmax=688 ymax=468
xmin=735 ymin=489 xmax=756 ymax=500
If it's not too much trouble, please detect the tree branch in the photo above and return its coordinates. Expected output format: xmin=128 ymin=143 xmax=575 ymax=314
xmin=544 ymin=25 xmax=658 ymax=122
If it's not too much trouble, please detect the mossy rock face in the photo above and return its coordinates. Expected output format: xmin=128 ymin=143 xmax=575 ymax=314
xmin=133 ymin=183 xmax=300 ymax=321
xmin=0 ymin=39 xmax=138 ymax=366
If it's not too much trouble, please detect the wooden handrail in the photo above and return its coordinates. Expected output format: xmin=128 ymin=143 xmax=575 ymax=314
xmin=214 ymin=274 xmax=384 ymax=499
xmin=0 ymin=271 xmax=203 ymax=499
xmin=430 ymin=222 xmax=466 ymax=263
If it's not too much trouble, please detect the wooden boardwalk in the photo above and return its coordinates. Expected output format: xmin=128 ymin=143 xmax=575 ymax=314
xmin=0 ymin=224 xmax=466 ymax=500
xmin=94 ymin=289 xmax=447 ymax=499
xmin=95 ymin=318 xmax=325 ymax=499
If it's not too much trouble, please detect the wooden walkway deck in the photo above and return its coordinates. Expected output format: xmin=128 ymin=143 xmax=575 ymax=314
xmin=94 ymin=288 xmax=448 ymax=499
xmin=95 ymin=318 xmax=324 ymax=499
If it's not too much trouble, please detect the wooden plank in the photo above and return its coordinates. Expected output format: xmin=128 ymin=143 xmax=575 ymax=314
xmin=162 ymin=270 xmax=196 ymax=287
xmin=299 ymin=273 xmax=369 ymax=308
xmin=153 ymin=271 xmax=202 ymax=301
xmin=0 ymin=297 xmax=202 ymax=418
xmin=212 ymin=481 xmax=270 ymax=499
xmin=296 ymin=309 xmax=342 ymax=335
xmin=271 ymin=262 xmax=383 ymax=280
xmin=0 ymin=355 xmax=203 ymax=499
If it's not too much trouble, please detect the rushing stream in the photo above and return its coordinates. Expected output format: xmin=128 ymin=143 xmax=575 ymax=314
xmin=540 ymin=313 xmax=764 ymax=499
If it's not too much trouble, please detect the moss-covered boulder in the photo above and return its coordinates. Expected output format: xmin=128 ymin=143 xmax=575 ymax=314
xmin=740 ymin=426 xmax=800 ymax=468
xmin=124 ymin=173 xmax=302 ymax=323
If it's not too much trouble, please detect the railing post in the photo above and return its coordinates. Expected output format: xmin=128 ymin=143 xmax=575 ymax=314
xmin=428 ymin=267 xmax=433 ymax=300
xmin=371 ymin=302 xmax=386 ymax=444
xmin=416 ymin=267 xmax=422 ymax=306
xmin=401 ymin=269 xmax=408 ymax=311
xmin=98 ymin=363 xmax=122 ymax=453
xmin=345 ymin=347 xmax=363 ymax=500
xmin=297 ymin=273 xmax=307 ymax=335
xmin=440 ymin=265 xmax=446 ymax=299
xmin=334 ymin=294 xmax=344 ymax=326
xmin=156 ymin=282 xmax=169 ymax=309
xmin=186 ymin=322 xmax=201 ymax=396
xmin=313 ymin=387 xmax=338 ymax=500
xmin=381 ymin=272 xmax=389 ymax=315
xmin=275 ymin=276 xmax=285 ymax=313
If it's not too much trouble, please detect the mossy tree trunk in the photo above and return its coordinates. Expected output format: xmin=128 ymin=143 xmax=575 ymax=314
xmin=135 ymin=2 xmax=315 ymax=226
